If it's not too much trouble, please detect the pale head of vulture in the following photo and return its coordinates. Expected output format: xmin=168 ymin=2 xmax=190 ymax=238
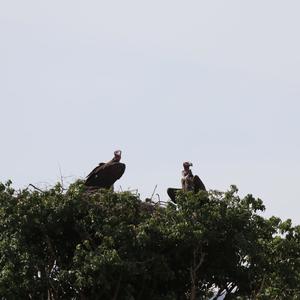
xmin=114 ymin=150 xmax=122 ymax=162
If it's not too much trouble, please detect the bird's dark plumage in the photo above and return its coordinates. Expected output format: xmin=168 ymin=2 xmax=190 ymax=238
xmin=85 ymin=162 xmax=126 ymax=189
xmin=167 ymin=188 xmax=181 ymax=203
xmin=193 ymin=175 xmax=206 ymax=193
xmin=167 ymin=175 xmax=206 ymax=203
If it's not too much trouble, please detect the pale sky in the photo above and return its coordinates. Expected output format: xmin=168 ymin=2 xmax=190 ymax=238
xmin=1 ymin=1 xmax=299 ymax=223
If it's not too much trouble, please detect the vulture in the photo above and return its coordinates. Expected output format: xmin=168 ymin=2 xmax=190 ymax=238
xmin=85 ymin=150 xmax=126 ymax=190
xmin=167 ymin=161 xmax=206 ymax=203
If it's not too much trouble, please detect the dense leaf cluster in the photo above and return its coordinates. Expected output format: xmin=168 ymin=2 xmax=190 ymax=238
xmin=0 ymin=181 xmax=300 ymax=299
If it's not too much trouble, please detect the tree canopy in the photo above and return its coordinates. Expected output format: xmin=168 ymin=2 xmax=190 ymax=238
xmin=0 ymin=180 xmax=299 ymax=299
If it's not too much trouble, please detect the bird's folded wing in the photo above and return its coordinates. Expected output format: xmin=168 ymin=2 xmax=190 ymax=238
xmin=86 ymin=162 xmax=106 ymax=181
xmin=102 ymin=162 xmax=126 ymax=182
xmin=85 ymin=162 xmax=126 ymax=188
xmin=193 ymin=175 xmax=206 ymax=192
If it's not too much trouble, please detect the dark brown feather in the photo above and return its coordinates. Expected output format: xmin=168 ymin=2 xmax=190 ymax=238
xmin=193 ymin=175 xmax=206 ymax=192
xmin=85 ymin=162 xmax=126 ymax=189
xmin=168 ymin=175 xmax=206 ymax=203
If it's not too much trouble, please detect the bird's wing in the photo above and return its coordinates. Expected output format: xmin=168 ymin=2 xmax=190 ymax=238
xmin=193 ymin=175 xmax=206 ymax=192
xmin=85 ymin=162 xmax=126 ymax=188
xmin=85 ymin=163 xmax=105 ymax=183
xmin=167 ymin=188 xmax=181 ymax=203
xmin=100 ymin=162 xmax=126 ymax=187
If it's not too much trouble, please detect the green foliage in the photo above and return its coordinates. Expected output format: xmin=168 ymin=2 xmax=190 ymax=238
xmin=0 ymin=181 xmax=299 ymax=299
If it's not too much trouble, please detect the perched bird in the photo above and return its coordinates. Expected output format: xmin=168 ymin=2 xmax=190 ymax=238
xmin=167 ymin=161 xmax=206 ymax=203
xmin=85 ymin=150 xmax=126 ymax=190
xmin=181 ymin=161 xmax=194 ymax=191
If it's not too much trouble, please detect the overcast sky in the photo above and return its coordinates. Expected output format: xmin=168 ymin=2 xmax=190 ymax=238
xmin=1 ymin=1 xmax=299 ymax=223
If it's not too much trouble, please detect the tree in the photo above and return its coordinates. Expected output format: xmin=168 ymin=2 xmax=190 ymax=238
xmin=0 ymin=180 xmax=299 ymax=299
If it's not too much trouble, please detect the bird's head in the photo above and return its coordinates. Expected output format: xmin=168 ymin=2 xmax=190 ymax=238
xmin=183 ymin=161 xmax=193 ymax=169
xmin=114 ymin=150 xmax=122 ymax=162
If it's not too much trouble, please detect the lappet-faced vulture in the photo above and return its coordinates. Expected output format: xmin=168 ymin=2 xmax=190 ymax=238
xmin=85 ymin=150 xmax=126 ymax=190
xmin=167 ymin=161 xmax=206 ymax=203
